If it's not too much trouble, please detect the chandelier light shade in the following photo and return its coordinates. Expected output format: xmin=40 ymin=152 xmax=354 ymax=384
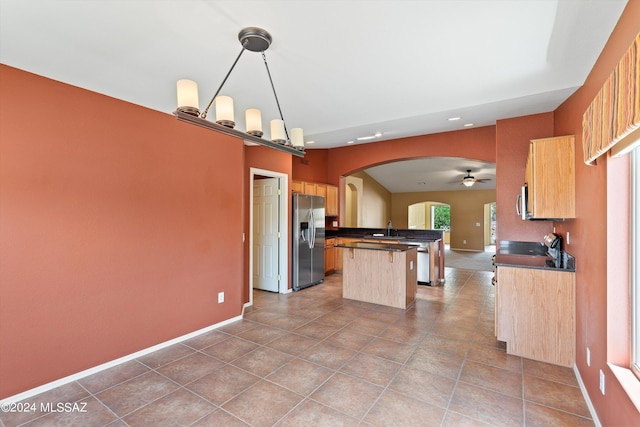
xmin=173 ymin=27 xmax=304 ymax=157
xmin=176 ymin=79 xmax=200 ymax=116
xmin=245 ymin=108 xmax=263 ymax=137
xmin=270 ymin=119 xmax=286 ymax=144
xmin=215 ymin=96 xmax=235 ymax=128
xmin=291 ymin=128 xmax=304 ymax=149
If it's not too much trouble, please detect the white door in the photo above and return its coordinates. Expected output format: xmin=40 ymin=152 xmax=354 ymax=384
xmin=253 ymin=178 xmax=280 ymax=292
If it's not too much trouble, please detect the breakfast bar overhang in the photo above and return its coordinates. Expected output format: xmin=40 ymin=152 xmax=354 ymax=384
xmin=336 ymin=242 xmax=418 ymax=309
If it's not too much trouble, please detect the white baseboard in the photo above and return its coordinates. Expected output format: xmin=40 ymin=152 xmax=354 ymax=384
xmin=574 ymin=364 xmax=602 ymax=426
xmin=0 ymin=314 xmax=243 ymax=405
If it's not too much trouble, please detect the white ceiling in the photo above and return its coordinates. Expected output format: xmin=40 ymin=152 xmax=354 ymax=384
xmin=364 ymin=157 xmax=496 ymax=193
xmin=0 ymin=0 xmax=627 ymax=192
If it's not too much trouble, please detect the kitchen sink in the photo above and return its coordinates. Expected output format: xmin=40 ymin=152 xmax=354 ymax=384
xmin=365 ymin=235 xmax=406 ymax=240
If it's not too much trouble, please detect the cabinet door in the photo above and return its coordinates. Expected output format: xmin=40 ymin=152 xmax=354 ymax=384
xmin=324 ymin=238 xmax=335 ymax=273
xmin=528 ymin=135 xmax=575 ymax=219
xmin=292 ymin=180 xmax=304 ymax=193
xmin=326 ymin=185 xmax=338 ymax=216
xmin=316 ymin=184 xmax=327 ymax=199
xmin=496 ymin=266 xmax=575 ymax=366
xmin=303 ymin=182 xmax=317 ymax=195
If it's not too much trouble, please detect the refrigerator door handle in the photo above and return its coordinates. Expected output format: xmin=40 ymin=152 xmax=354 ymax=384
xmin=309 ymin=210 xmax=315 ymax=249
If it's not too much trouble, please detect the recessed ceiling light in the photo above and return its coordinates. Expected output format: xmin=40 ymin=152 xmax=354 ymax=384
xmin=448 ymin=117 xmax=461 ymax=121
xmin=356 ymin=135 xmax=377 ymax=141
xmin=306 ymin=140 xmax=315 ymax=144
xmin=374 ymin=132 xmax=382 ymax=138
xmin=464 ymin=123 xmax=474 ymax=127
xmin=347 ymin=140 xmax=354 ymax=144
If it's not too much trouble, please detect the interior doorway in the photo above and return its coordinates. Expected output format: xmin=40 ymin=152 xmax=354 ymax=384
xmin=248 ymin=169 xmax=289 ymax=307
xmin=345 ymin=182 xmax=359 ymax=227
xmin=484 ymin=202 xmax=497 ymax=248
xmin=408 ymin=201 xmax=450 ymax=244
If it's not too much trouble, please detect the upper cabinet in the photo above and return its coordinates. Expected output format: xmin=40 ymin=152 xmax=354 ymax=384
xmin=325 ymin=185 xmax=338 ymax=216
xmin=525 ymin=135 xmax=576 ymax=220
xmin=292 ymin=180 xmax=339 ymax=217
xmin=291 ymin=180 xmax=304 ymax=194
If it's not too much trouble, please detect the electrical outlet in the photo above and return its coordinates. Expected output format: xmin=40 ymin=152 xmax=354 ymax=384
xmin=586 ymin=347 xmax=591 ymax=367
xmin=567 ymin=232 xmax=570 ymax=244
xmin=463 ymin=240 xmax=467 ymax=244
xmin=410 ymin=260 xmax=414 ymax=270
xmin=218 ymin=292 xmax=224 ymax=303
xmin=599 ymin=369 xmax=605 ymax=395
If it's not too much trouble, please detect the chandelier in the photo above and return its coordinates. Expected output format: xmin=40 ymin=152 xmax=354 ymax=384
xmin=174 ymin=27 xmax=305 ymax=157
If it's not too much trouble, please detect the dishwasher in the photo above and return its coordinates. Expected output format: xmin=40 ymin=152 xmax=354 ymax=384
xmin=416 ymin=243 xmax=431 ymax=285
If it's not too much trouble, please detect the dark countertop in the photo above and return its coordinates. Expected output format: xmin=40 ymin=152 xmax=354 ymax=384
xmin=335 ymin=241 xmax=419 ymax=252
xmin=494 ymin=240 xmax=576 ymax=272
xmin=326 ymin=227 xmax=443 ymax=242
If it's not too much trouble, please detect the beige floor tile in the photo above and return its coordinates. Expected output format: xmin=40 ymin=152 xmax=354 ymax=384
xmin=340 ymin=352 xmax=402 ymax=387
xmin=310 ymin=372 xmax=383 ymax=419
xmin=389 ymin=365 xmax=456 ymax=408
xmin=276 ymin=398 xmax=359 ymax=427
xmin=523 ymin=374 xmax=591 ymax=418
xmin=123 ymin=388 xmax=215 ymax=427
xmin=459 ymin=360 xmax=523 ymax=398
xmin=222 ymin=381 xmax=303 ymax=427
xmin=364 ymin=389 xmax=446 ymax=426
xmin=449 ymin=382 xmax=524 ymax=427
xmin=267 ymin=358 xmax=334 ymax=396
xmin=186 ymin=364 xmax=261 ymax=405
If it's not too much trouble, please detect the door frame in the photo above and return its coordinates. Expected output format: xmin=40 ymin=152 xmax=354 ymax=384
xmin=247 ymin=168 xmax=290 ymax=307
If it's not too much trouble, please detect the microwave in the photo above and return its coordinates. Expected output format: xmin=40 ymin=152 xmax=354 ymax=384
xmin=516 ymin=184 xmax=530 ymax=220
xmin=517 ymin=184 xmax=565 ymax=221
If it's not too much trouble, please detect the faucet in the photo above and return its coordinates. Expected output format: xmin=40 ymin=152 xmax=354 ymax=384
xmin=387 ymin=220 xmax=392 ymax=236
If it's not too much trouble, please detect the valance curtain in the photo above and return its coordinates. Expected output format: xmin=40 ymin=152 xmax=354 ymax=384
xmin=582 ymin=33 xmax=640 ymax=165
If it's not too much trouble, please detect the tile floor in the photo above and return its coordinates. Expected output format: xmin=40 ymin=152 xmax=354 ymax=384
xmin=0 ymin=268 xmax=594 ymax=427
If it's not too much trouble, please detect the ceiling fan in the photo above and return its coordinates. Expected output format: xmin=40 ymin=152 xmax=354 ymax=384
xmin=460 ymin=169 xmax=491 ymax=187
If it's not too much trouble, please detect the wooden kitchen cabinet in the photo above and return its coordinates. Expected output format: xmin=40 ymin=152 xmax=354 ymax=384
xmin=303 ymin=182 xmax=317 ymax=195
xmin=495 ymin=266 xmax=575 ymax=366
xmin=292 ymin=180 xmax=304 ymax=193
xmin=525 ymin=135 xmax=575 ymax=219
xmin=316 ymin=183 xmax=327 ymax=199
xmin=325 ymin=185 xmax=338 ymax=216
xmin=291 ymin=180 xmax=339 ymax=216
xmin=324 ymin=237 xmax=336 ymax=274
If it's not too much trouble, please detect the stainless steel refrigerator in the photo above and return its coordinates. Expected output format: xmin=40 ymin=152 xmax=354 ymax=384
xmin=292 ymin=193 xmax=325 ymax=291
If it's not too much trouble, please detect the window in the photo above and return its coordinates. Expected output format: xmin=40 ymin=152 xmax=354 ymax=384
xmin=632 ymin=145 xmax=640 ymax=379
xmin=431 ymin=204 xmax=450 ymax=231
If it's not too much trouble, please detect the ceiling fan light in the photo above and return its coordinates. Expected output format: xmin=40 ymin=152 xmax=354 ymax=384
xmin=462 ymin=178 xmax=475 ymax=187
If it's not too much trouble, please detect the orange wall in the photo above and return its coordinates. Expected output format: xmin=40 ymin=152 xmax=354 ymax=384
xmin=553 ymin=1 xmax=640 ymax=424
xmin=0 ymin=65 xmax=245 ymax=399
xmin=292 ymin=148 xmax=329 ymax=183
xmin=495 ymin=113 xmax=555 ymax=244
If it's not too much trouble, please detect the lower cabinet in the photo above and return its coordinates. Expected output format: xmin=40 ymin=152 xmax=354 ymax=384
xmin=325 ymin=238 xmax=335 ymax=274
xmin=495 ymin=266 xmax=575 ymax=366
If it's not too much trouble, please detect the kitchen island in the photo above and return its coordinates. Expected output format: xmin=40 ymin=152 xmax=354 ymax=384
xmin=336 ymin=241 xmax=417 ymax=309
